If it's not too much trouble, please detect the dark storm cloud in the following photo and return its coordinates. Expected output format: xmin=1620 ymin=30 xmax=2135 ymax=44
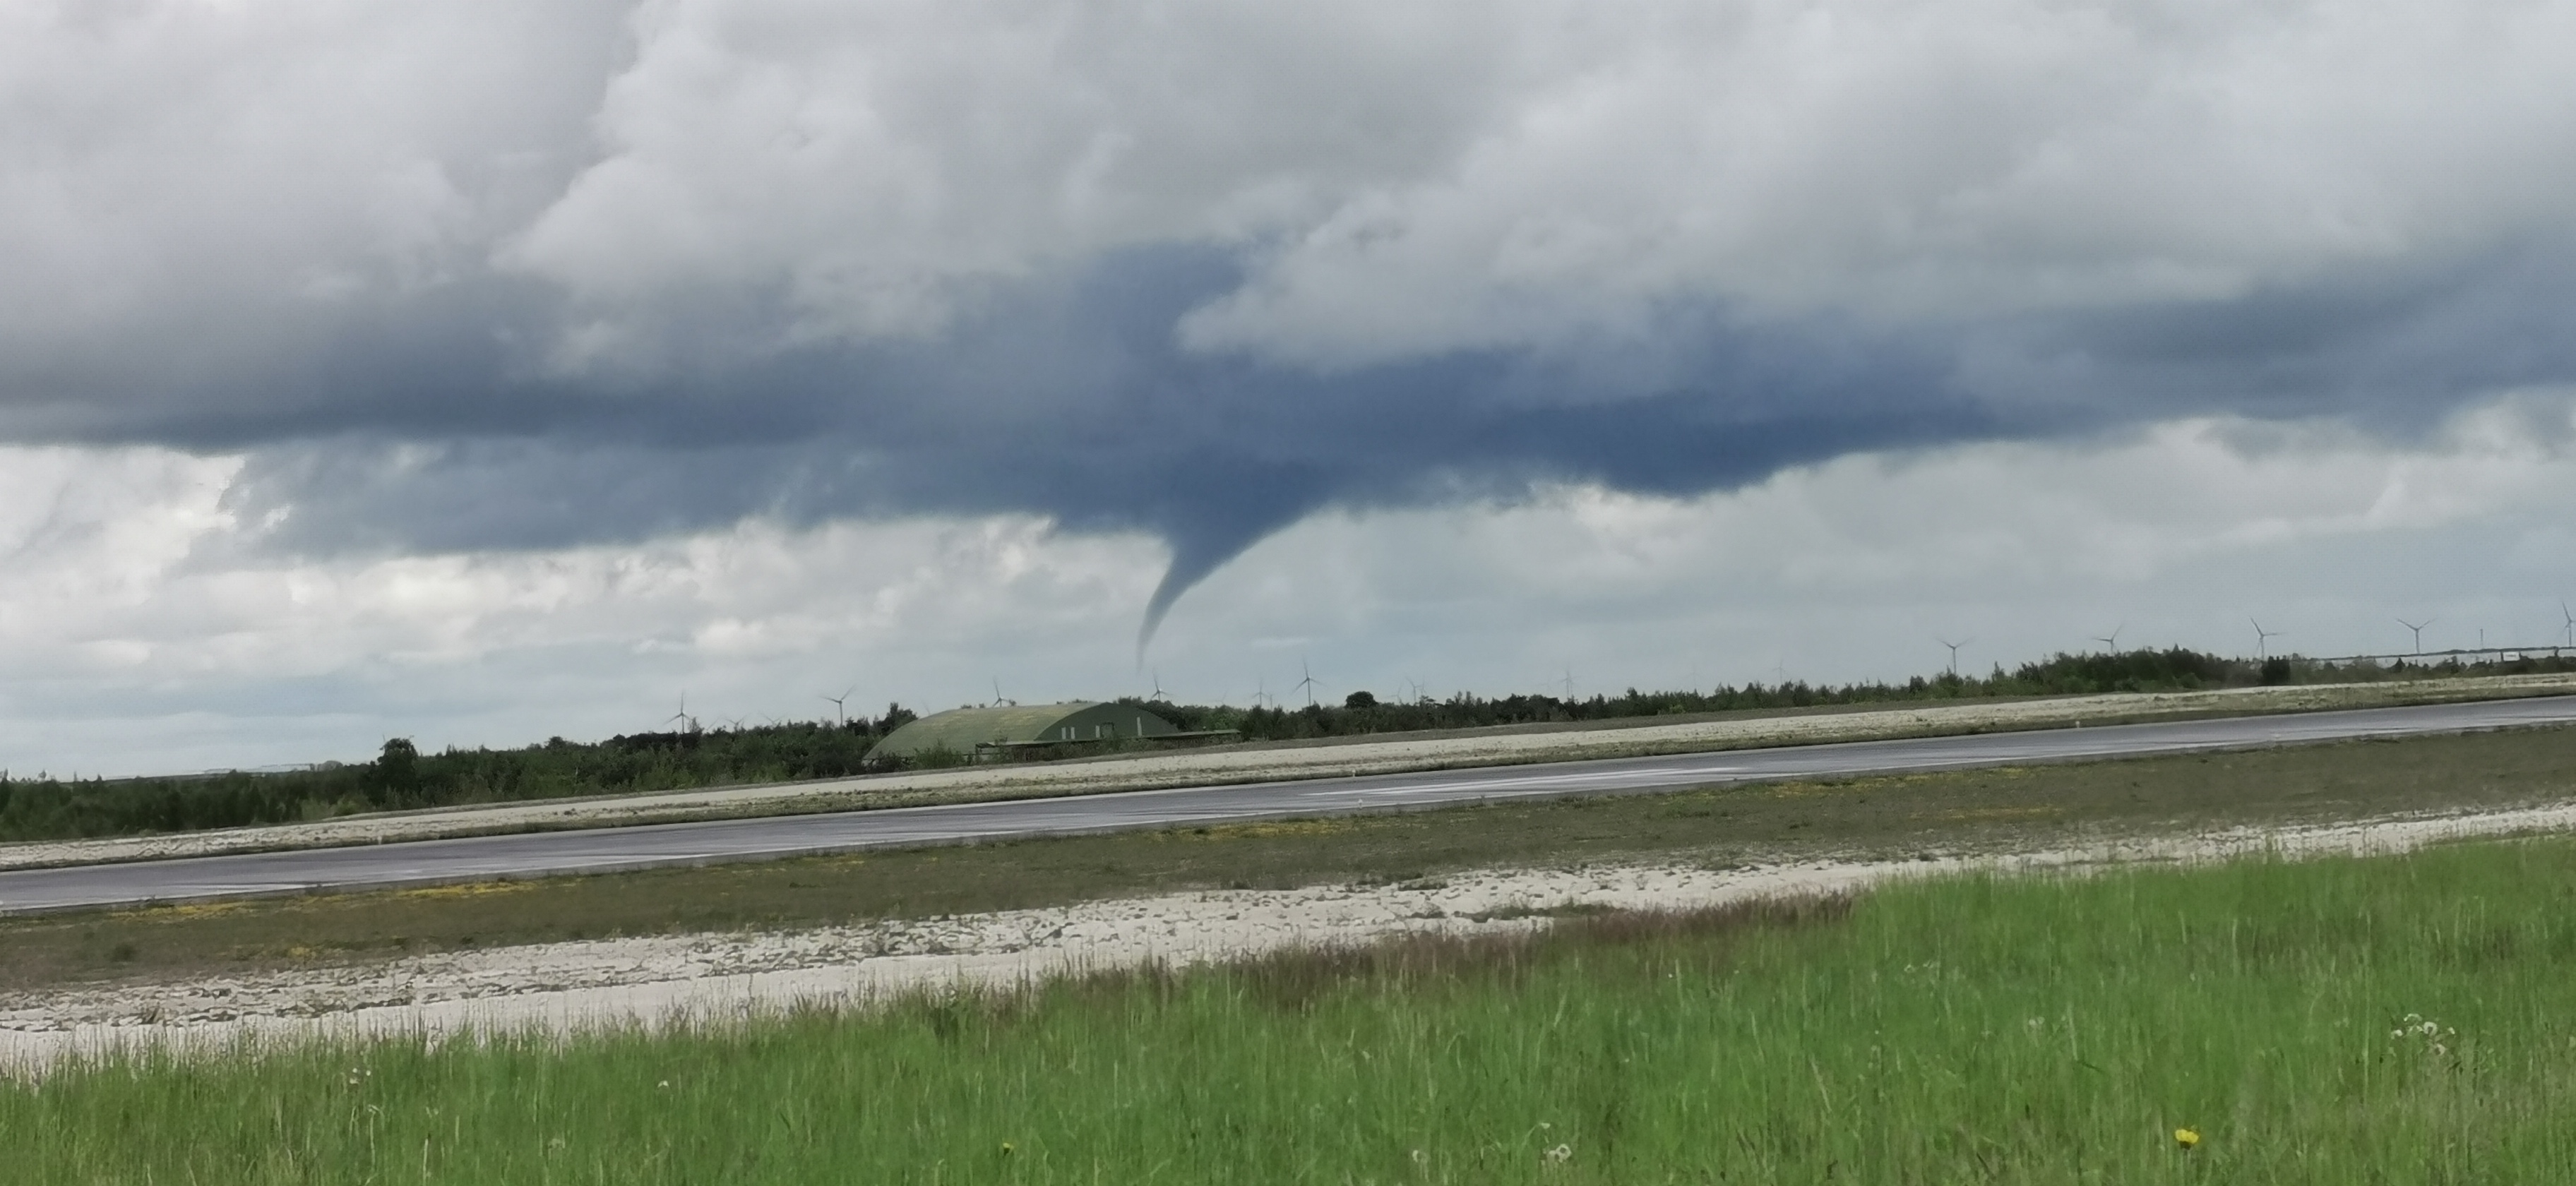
xmin=11 ymin=0 xmax=2576 ymax=645
xmin=201 ymin=248 xmax=1986 ymax=647
xmin=1962 ymin=246 xmax=2576 ymax=433
xmin=196 ymin=237 xmax=2576 ymax=649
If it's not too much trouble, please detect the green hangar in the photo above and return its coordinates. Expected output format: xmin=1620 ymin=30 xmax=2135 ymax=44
xmin=865 ymin=701 xmax=1203 ymax=762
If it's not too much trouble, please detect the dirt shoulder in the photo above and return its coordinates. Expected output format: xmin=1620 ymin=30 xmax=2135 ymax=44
xmin=8 ymin=672 xmax=2573 ymax=873
xmin=8 ymin=723 xmax=2571 ymax=995
xmin=8 ymin=801 xmax=2572 ymax=1076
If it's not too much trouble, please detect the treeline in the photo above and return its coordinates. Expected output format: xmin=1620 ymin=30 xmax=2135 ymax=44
xmin=5 ymin=648 xmax=2571 ymax=845
xmin=1138 ymin=648 xmax=2576 ymax=742
xmin=0 ymin=705 xmax=917 ymax=845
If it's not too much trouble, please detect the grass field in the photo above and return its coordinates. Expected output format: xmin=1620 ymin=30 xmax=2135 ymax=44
xmin=11 ymin=833 xmax=2576 ymax=1182
xmin=8 ymin=724 xmax=2575 ymax=993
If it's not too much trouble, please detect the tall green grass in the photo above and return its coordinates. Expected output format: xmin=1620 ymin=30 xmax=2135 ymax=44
xmin=11 ymin=838 xmax=2576 ymax=1182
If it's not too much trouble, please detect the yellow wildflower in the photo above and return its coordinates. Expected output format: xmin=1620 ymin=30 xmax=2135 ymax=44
xmin=2174 ymin=1127 xmax=2200 ymax=1151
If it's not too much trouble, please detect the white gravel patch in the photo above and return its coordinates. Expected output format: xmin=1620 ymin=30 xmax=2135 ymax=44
xmin=9 ymin=674 xmax=2573 ymax=873
xmin=6 ymin=801 xmax=2574 ymax=1076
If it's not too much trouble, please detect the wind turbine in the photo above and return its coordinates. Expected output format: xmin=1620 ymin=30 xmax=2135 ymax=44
xmin=821 ymin=688 xmax=853 ymax=728
xmin=1150 ymin=669 xmax=1168 ymax=701
xmin=1294 ymin=659 xmax=1320 ymax=708
xmin=1559 ymin=667 xmax=1577 ymax=700
xmin=663 ymin=692 xmax=698 ymax=735
xmin=2090 ymin=624 xmax=2124 ymax=654
xmin=1936 ymin=636 xmax=1971 ymax=677
xmin=2250 ymin=620 xmax=2284 ymax=661
xmin=2397 ymin=617 xmax=2433 ymax=655
xmin=989 ymin=678 xmax=1008 ymax=708
xmin=2560 ymin=600 xmax=2574 ymax=651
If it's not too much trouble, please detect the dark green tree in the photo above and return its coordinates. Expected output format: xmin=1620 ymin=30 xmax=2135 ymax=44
xmin=375 ymin=737 xmax=421 ymax=807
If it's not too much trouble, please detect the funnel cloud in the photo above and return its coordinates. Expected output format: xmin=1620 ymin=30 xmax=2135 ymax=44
xmin=9 ymin=1 xmax=2576 ymax=650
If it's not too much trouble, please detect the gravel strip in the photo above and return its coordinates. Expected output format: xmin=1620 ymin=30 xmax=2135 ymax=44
xmin=6 ymin=800 xmax=2574 ymax=1075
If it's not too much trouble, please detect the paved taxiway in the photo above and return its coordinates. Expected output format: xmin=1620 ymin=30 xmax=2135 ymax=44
xmin=6 ymin=695 xmax=2574 ymax=914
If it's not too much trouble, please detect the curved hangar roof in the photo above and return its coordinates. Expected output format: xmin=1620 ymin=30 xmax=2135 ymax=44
xmin=866 ymin=701 xmax=1182 ymax=761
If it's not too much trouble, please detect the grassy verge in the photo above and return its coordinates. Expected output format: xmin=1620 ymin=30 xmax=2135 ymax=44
xmin=7 ymin=724 xmax=2574 ymax=993
xmin=12 ymin=833 xmax=2576 ymax=1182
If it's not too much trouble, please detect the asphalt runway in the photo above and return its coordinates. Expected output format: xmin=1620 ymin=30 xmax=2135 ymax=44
xmin=7 ymin=695 xmax=2576 ymax=914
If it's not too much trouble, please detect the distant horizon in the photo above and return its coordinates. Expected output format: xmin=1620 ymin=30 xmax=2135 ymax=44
xmin=5 ymin=4 xmax=2572 ymax=781
xmin=18 ymin=640 xmax=2573 ymax=786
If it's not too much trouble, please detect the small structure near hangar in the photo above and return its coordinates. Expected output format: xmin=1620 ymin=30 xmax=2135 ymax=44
xmin=866 ymin=701 xmax=1224 ymax=763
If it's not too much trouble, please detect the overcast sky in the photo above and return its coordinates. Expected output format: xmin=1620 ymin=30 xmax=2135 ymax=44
xmin=6 ymin=0 xmax=2576 ymax=776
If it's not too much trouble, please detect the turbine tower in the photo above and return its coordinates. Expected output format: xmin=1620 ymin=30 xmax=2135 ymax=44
xmin=2397 ymin=617 xmax=2433 ymax=656
xmin=1936 ymin=636 xmax=1970 ymax=677
xmin=821 ymin=688 xmax=853 ymax=728
xmin=1294 ymin=659 xmax=1320 ymax=708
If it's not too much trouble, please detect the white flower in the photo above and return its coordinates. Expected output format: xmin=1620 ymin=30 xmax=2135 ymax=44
xmin=1544 ymin=1144 xmax=1573 ymax=1164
